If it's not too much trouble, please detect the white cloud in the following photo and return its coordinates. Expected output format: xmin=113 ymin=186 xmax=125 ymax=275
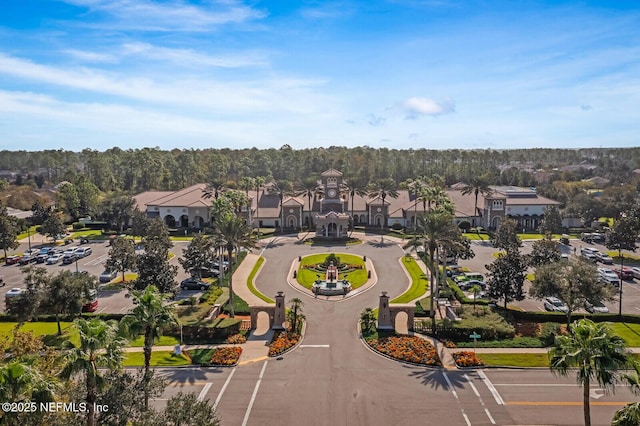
xmin=61 ymin=0 xmax=266 ymax=31
xmin=63 ymin=49 xmax=118 ymax=63
xmin=398 ymin=97 xmax=455 ymax=119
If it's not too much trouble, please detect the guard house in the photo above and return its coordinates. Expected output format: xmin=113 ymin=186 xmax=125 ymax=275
xmin=315 ymin=211 xmax=349 ymax=238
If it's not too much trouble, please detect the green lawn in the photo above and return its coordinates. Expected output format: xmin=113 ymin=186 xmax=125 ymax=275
xmin=297 ymin=253 xmax=367 ymax=289
xmin=609 ymin=323 xmax=640 ymax=346
xmin=390 ymin=256 xmax=429 ymax=303
xmin=16 ymin=226 xmax=40 ymax=241
xmin=188 ymin=348 xmax=216 ymax=365
xmin=122 ymin=351 xmax=191 ymax=367
xmin=128 ymin=335 xmax=180 ymax=347
xmin=247 ymin=257 xmax=274 ymax=303
xmin=71 ymin=229 xmax=104 ymax=238
xmin=479 ymin=353 xmax=550 ymax=367
xmin=0 ymin=322 xmax=80 ymax=347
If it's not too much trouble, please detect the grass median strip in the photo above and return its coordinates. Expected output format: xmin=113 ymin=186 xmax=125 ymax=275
xmin=122 ymin=351 xmax=191 ymax=367
xmin=390 ymin=256 xmax=428 ymax=303
xmin=478 ymin=353 xmax=550 ymax=367
xmin=247 ymin=257 xmax=274 ymax=303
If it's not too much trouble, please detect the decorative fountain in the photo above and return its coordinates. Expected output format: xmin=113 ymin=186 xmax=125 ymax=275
xmin=312 ymin=261 xmax=352 ymax=296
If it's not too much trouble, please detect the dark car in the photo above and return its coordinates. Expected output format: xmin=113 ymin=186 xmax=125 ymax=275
xmin=62 ymin=254 xmax=78 ymax=264
xmin=180 ymin=278 xmax=211 ymax=291
xmin=19 ymin=255 xmax=37 ymax=265
xmin=35 ymin=253 xmax=49 ymax=263
xmin=191 ymin=268 xmax=220 ymax=278
xmin=79 ymin=237 xmax=90 ymax=244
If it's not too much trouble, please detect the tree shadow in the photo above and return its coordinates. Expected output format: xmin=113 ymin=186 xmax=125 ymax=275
xmin=154 ymin=365 xmax=220 ymax=388
xmin=406 ymin=366 xmax=467 ymax=392
xmin=367 ymin=239 xmax=395 ymax=248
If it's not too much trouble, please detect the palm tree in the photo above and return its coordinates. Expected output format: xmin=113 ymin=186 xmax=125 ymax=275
xmin=287 ymin=298 xmax=304 ymax=333
xmin=203 ymin=179 xmax=228 ymax=201
xmin=214 ymin=214 xmax=256 ymax=317
xmin=414 ymin=211 xmax=465 ymax=330
xmin=0 ymin=361 xmax=56 ymax=406
xmin=296 ymin=178 xmax=320 ymax=229
xmin=400 ymin=178 xmax=424 ymax=232
xmin=254 ymin=176 xmax=266 ymax=237
xmin=360 ymin=308 xmax=376 ymax=334
xmin=344 ymin=176 xmax=368 ymax=234
xmin=550 ymin=319 xmax=631 ymax=426
xmin=59 ymin=318 xmax=125 ymax=426
xmin=268 ymin=179 xmax=293 ymax=233
xmin=461 ymin=175 xmax=492 ymax=219
xmin=120 ymin=285 xmax=177 ymax=409
xmin=238 ymin=176 xmax=255 ymax=227
xmin=612 ymin=362 xmax=640 ymax=425
xmin=366 ymin=178 xmax=399 ymax=230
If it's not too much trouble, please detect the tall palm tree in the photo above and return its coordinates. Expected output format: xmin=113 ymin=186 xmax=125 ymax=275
xmin=120 ymin=285 xmax=177 ymax=409
xmin=238 ymin=176 xmax=256 ymax=227
xmin=550 ymin=319 xmax=631 ymax=426
xmin=268 ymin=179 xmax=293 ymax=232
xmin=461 ymin=175 xmax=492 ymax=219
xmin=214 ymin=214 xmax=256 ymax=317
xmin=203 ymin=179 xmax=228 ymax=201
xmin=0 ymin=361 xmax=56 ymax=407
xmin=287 ymin=298 xmax=304 ymax=333
xmin=59 ymin=319 xmax=125 ymax=426
xmin=296 ymin=178 xmax=320 ymax=229
xmin=366 ymin=178 xmax=399 ymax=229
xmin=413 ymin=211 xmax=465 ymax=330
xmin=400 ymin=178 xmax=423 ymax=232
xmin=254 ymin=176 xmax=266 ymax=237
xmin=613 ymin=362 xmax=640 ymax=425
xmin=344 ymin=176 xmax=368 ymax=234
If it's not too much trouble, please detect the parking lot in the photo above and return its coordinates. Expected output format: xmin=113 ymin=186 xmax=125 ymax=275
xmin=0 ymin=239 xmax=192 ymax=314
xmin=457 ymin=238 xmax=640 ymax=315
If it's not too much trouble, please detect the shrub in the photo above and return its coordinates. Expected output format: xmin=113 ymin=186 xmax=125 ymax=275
xmin=72 ymin=222 xmax=85 ymax=230
xmin=269 ymin=331 xmax=300 ymax=356
xmin=452 ymin=351 xmax=484 ymax=367
xmin=225 ymin=333 xmax=247 ymax=344
xmin=539 ymin=322 xmax=562 ymax=346
xmin=391 ymin=222 xmax=403 ymax=230
xmin=366 ymin=335 xmax=441 ymax=366
xmin=210 ymin=346 xmax=242 ymax=366
xmin=323 ymin=253 xmax=341 ymax=267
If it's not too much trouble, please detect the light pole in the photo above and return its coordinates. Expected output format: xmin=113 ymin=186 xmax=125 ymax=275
xmin=27 ymin=226 xmax=31 ymax=251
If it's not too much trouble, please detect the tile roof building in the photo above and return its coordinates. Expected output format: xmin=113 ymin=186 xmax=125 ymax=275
xmin=134 ymin=169 xmax=561 ymax=232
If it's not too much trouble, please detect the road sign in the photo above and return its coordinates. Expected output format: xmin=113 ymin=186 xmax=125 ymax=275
xmin=469 ymin=333 xmax=481 ymax=339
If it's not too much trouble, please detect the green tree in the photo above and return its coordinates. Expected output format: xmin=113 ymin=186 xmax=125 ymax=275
xmin=56 ymin=182 xmax=80 ymax=220
xmin=613 ymin=362 xmax=640 ymax=426
xmin=268 ymin=179 xmax=294 ymax=232
xmin=539 ymin=205 xmax=563 ymax=234
xmin=344 ymin=176 xmax=369 ymax=234
xmin=179 ymin=234 xmax=214 ymax=279
xmin=6 ymin=266 xmax=49 ymax=324
xmin=120 ymin=286 xmax=177 ymax=409
xmin=105 ymin=236 xmax=137 ymax=283
xmin=360 ymin=308 xmax=376 ymax=334
xmin=59 ymin=319 xmax=125 ymax=426
xmin=161 ymin=392 xmax=220 ymax=426
xmin=42 ymin=270 xmax=97 ymax=335
xmin=605 ymin=214 xmax=639 ymax=316
xmin=97 ymin=194 xmax=135 ymax=232
xmin=485 ymin=249 xmax=527 ymax=310
xmin=40 ymin=212 xmax=66 ymax=243
xmin=130 ymin=209 xmax=151 ymax=240
xmin=134 ymin=219 xmax=177 ymax=292
xmin=253 ymin=176 xmax=267 ymax=236
xmin=366 ymin=178 xmax=399 ymax=230
xmin=528 ymin=232 xmax=562 ymax=267
xmin=296 ymin=177 xmax=320 ymax=229
xmin=0 ymin=204 xmax=20 ymax=264
xmin=461 ymin=175 xmax=492 ymax=217
xmin=0 ymin=361 xmax=56 ymax=426
xmin=550 ymin=319 xmax=631 ymax=426
xmin=213 ymin=214 xmax=255 ymax=317
xmin=531 ymin=258 xmax=610 ymax=329
xmin=491 ymin=218 xmax=522 ymax=252
xmin=287 ymin=298 xmax=304 ymax=334
xmin=75 ymin=176 xmax=100 ymax=218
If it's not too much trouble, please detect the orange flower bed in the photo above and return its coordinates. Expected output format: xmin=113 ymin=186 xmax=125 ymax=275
xmin=268 ymin=331 xmax=300 ymax=357
xmin=452 ymin=351 xmax=484 ymax=367
xmin=210 ymin=346 xmax=242 ymax=366
xmin=225 ymin=333 xmax=247 ymax=344
xmin=367 ymin=335 xmax=441 ymax=366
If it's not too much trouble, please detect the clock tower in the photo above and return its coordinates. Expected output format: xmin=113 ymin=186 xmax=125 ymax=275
xmin=320 ymin=169 xmax=344 ymax=213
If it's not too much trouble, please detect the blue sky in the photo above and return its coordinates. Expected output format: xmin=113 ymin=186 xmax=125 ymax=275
xmin=0 ymin=1 xmax=639 ymax=151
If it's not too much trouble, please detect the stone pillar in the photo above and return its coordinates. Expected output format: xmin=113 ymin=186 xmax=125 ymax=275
xmin=272 ymin=291 xmax=286 ymax=330
xmin=377 ymin=291 xmax=393 ymax=330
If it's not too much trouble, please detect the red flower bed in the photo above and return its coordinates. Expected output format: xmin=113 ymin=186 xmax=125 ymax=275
xmin=210 ymin=346 xmax=242 ymax=366
xmin=452 ymin=351 xmax=484 ymax=367
xmin=268 ymin=331 xmax=300 ymax=357
xmin=367 ymin=335 xmax=441 ymax=366
xmin=225 ymin=333 xmax=247 ymax=344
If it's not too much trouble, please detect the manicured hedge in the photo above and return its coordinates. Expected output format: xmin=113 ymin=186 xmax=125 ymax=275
xmin=0 ymin=313 xmax=125 ymax=323
xmin=176 ymin=318 xmax=242 ymax=344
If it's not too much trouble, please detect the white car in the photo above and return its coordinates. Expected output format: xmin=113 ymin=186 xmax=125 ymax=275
xmin=544 ymin=296 xmax=569 ymax=313
xmin=598 ymin=268 xmax=620 ymax=286
xmin=595 ymin=252 xmax=614 ymax=264
xmin=585 ymin=301 xmax=609 ymax=314
xmin=630 ymin=267 xmax=640 ymax=280
xmin=63 ymin=247 xmax=79 ymax=256
xmin=46 ymin=254 xmax=64 ymax=264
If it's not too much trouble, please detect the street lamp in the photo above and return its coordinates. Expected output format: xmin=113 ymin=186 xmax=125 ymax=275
xmin=27 ymin=226 xmax=31 ymax=251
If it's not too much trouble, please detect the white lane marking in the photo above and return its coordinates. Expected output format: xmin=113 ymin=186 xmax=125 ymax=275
xmin=198 ymin=383 xmax=212 ymax=401
xmin=465 ymin=374 xmax=481 ymax=397
xmin=493 ymin=383 xmax=579 ymax=387
xmin=484 ymin=408 xmax=496 ymax=424
xmin=242 ymin=360 xmax=268 ymax=426
xmin=442 ymin=371 xmax=458 ymax=399
xmin=462 ymin=412 xmax=472 ymax=426
xmin=213 ymin=368 xmax=236 ymax=409
xmin=299 ymin=344 xmax=330 ymax=348
xmin=478 ymin=370 xmax=504 ymax=405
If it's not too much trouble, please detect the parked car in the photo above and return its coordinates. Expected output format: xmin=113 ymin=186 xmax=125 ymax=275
xmin=79 ymin=237 xmax=90 ymax=244
xmin=46 ymin=254 xmax=63 ymax=264
xmin=458 ymin=280 xmax=486 ymax=291
xmin=6 ymin=255 xmax=22 ymax=265
xmin=75 ymin=247 xmax=92 ymax=258
xmin=62 ymin=254 xmax=78 ymax=264
xmin=598 ymin=268 xmax=621 ymax=286
xmin=595 ymin=252 xmax=614 ymax=264
xmin=585 ymin=300 xmax=609 ymax=314
xmin=559 ymin=235 xmax=570 ymax=245
xmin=19 ymin=254 xmax=37 ymax=265
xmin=544 ymin=296 xmax=569 ymax=313
xmin=190 ymin=268 xmax=220 ymax=278
xmin=35 ymin=253 xmax=49 ymax=263
xmin=211 ymin=261 xmax=229 ymax=271
xmin=180 ymin=278 xmax=211 ymax=291
xmin=580 ymin=248 xmax=598 ymax=263
xmin=631 ymin=267 xmax=640 ymax=280
xmin=99 ymin=269 xmax=118 ymax=283
xmin=63 ymin=247 xmax=78 ymax=256
xmin=615 ymin=267 xmax=634 ymax=280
